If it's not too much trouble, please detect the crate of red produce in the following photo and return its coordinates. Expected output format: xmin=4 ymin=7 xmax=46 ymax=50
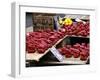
xmin=26 ymin=30 xmax=68 ymax=61
xmin=57 ymin=43 xmax=89 ymax=62
xmin=39 ymin=42 xmax=89 ymax=65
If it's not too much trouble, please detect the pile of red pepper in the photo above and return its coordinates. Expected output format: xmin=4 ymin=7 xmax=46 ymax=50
xmin=58 ymin=43 xmax=89 ymax=61
xmin=26 ymin=29 xmax=65 ymax=53
xmin=63 ymin=21 xmax=89 ymax=36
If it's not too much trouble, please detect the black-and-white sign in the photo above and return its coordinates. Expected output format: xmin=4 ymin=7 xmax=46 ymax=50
xmin=50 ymin=46 xmax=64 ymax=62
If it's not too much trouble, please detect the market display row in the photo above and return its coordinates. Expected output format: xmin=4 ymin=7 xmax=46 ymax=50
xmin=26 ymin=21 xmax=89 ymax=66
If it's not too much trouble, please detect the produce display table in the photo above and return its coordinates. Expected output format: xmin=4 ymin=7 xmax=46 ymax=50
xmin=26 ymin=19 xmax=90 ymax=66
xmin=26 ymin=35 xmax=89 ymax=64
xmin=26 ymin=35 xmax=68 ymax=61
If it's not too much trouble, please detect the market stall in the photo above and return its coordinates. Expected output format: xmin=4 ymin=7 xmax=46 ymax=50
xmin=26 ymin=13 xmax=90 ymax=67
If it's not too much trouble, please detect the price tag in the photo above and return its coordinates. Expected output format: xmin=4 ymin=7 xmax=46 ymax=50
xmin=50 ymin=46 xmax=64 ymax=62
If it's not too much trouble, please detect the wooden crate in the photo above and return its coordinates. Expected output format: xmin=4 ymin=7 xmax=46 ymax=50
xmin=32 ymin=13 xmax=55 ymax=31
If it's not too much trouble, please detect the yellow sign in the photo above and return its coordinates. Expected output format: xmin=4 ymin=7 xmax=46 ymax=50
xmin=59 ymin=17 xmax=73 ymax=26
